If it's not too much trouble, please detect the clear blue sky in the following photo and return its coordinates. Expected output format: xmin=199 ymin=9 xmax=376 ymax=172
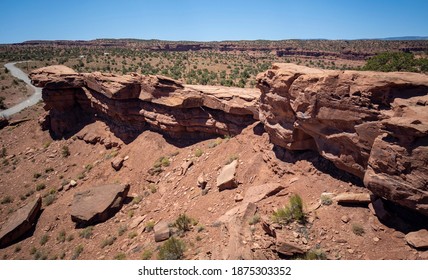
xmin=1 ymin=0 xmax=427 ymax=43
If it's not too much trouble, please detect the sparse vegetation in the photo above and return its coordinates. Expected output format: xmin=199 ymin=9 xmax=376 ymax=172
xmin=225 ymin=155 xmax=239 ymax=165
xmin=303 ymin=249 xmax=328 ymax=260
xmin=61 ymin=145 xmax=70 ymax=157
xmin=141 ymin=250 xmax=153 ymax=260
xmin=79 ymin=226 xmax=94 ymax=239
xmin=40 ymin=234 xmax=49 ymax=246
xmin=248 ymin=214 xmax=261 ymax=225
xmin=72 ymin=244 xmax=84 ymax=260
xmin=57 ymin=230 xmax=66 ymax=243
xmin=194 ymin=148 xmax=203 ymax=157
xmin=320 ymin=195 xmax=333 ymax=206
xmin=118 ymin=225 xmax=127 ymax=236
xmin=174 ymin=213 xmax=192 ymax=233
xmin=128 ymin=231 xmax=138 ymax=239
xmin=272 ymin=194 xmax=306 ymax=225
xmin=363 ymin=52 xmax=428 ymax=73
xmin=352 ymin=223 xmax=365 ymax=236
xmin=158 ymin=237 xmax=185 ymax=260
xmin=35 ymin=183 xmax=46 ymax=191
xmin=145 ymin=221 xmax=155 ymax=232
xmin=43 ymin=193 xmax=56 ymax=206
xmin=114 ymin=253 xmax=127 ymax=260
xmin=100 ymin=236 xmax=117 ymax=248
xmin=1 ymin=196 xmax=13 ymax=204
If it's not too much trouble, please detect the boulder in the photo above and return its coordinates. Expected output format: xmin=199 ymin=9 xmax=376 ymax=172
xmin=276 ymin=242 xmax=306 ymax=257
xmin=111 ymin=157 xmax=124 ymax=171
xmin=154 ymin=221 xmax=170 ymax=242
xmin=197 ymin=173 xmax=207 ymax=189
xmin=334 ymin=193 xmax=371 ymax=205
xmin=71 ymin=184 xmax=130 ymax=227
xmin=216 ymin=160 xmax=238 ymax=191
xmin=0 ymin=196 xmax=42 ymax=248
xmin=257 ymin=63 xmax=428 ymax=216
xmin=405 ymin=229 xmax=428 ymax=250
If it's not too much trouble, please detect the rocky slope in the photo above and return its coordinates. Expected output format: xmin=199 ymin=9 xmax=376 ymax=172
xmin=30 ymin=66 xmax=259 ymax=141
xmin=257 ymin=63 xmax=428 ymax=216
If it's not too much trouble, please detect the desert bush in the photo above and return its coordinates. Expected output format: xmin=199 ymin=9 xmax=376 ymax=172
xmin=352 ymin=223 xmax=365 ymax=236
xmin=35 ymin=183 xmax=46 ymax=191
xmin=57 ymin=230 xmax=66 ymax=243
xmin=61 ymin=146 xmax=70 ymax=158
xmin=145 ymin=221 xmax=155 ymax=232
xmin=225 ymin=155 xmax=239 ymax=165
xmin=1 ymin=196 xmax=13 ymax=204
xmin=320 ymin=195 xmax=333 ymax=206
xmin=72 ymin=245 xmax=84 ymax=260
xmin=118 ymin=225 xmax=127 ymax=236
xmin=158 ymin=237 xmax=185 ymax=260
xmin=100 ymin=236 xmax=116 ymax=248
xmin=79 ymin=226 xmax=94 ymax=239
xmin=272 ymin=194 xmax=305 ymax=224
xmin=303 ymin=249 xmax=328 ymax=260
xmin=141 ymin=250 xmax=153 ymax=260
xmin=174 ymin=213 xmax=192 ymax=232
xmin=40 ymin=234 xmax=49 ymax=246
xmin=248 ymin=214 xmax=261 ymax=225
xmin=194 ymin=148 xmax=203 ymax=157
xmin=114 ymin=253 xmax=126 ymax=260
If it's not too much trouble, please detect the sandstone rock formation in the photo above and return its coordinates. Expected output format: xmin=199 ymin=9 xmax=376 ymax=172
xmin=0 ymin=196 xmax=42 ymax=248
xmin=154 ymin=221 xmax=170 ymax=242
xmin=70 ymin=184 xmax=130 ymax=227
xmin=30 ymin=66 xmax=259 ymax=140
xmin=257 ymin=63 xmax=428 ymax=216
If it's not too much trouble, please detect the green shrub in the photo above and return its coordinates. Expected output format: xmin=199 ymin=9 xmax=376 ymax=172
xmin=272 ymin=194 xmax=305 ymax=224
xmin=114 ymin=253 xmax=126 ymax=260
xmin=248 ymin=214 xmax=260 ymax=225
xmin=174 ymin=213 xmax=192 ymax=232
xmin=79 ymin=226 xmax=94 ymax=239
xmin=352 ymin=223 xmax=365 ymax=236
xmin=40 ymin=234 xmax=49 ymax=246
xmin=128 ymin=231 xmax=138 ymax=239
xmin=158 ymin=237 xmax=185 ymax=260
xmin=141 ymin=250 xmax=153 ymax=260
xmin=320 ymin=195 xmax=333 ymax=206
xmin=36 ymin=183 xmax=46 ymax=191
xmin=145 ymin=221 xmax=155 ymax=232
xmin=72 ymin=244 xmax=84 ymax=260
xmin=100 ymin=236 xmax=116 ymax=248
xmin=57 ymin=230 xmax=66 ymax=243
xmin=61 ymin=146 xmax=70 ymax=158
xmin=304 ymin=249 xmax=328 ymax=260
xmin=1 ymin=196 xmax=13 ymax=204
xmin=194 ymin=148 xmax=203 ymax=157
xmin=118 ymin=225 xmax=127 ymax=236
xmin=225 ymin=155 xmax=239 ymax=165
xmin=43 ymin=194 xmax=56 ymax=206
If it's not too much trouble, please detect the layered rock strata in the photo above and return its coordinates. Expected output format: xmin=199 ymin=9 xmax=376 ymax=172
xmin=257 ymin=63 xmax=428 ymax=216
xmin=30 ymin=66 xmax=259 ymax=140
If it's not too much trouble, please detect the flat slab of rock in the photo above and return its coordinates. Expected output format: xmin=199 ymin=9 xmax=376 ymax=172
xmin=71 ymin=184 xmax=130 ymax=227
xmin=154 ymin=221 xmax=170 ymax=242
xmin=216 ymin=160 xmax=238 ymax=191
xmin=0 ymin=196 xmax=42 ymax=248
xmin=276 ymin=242 xmax=306 ymax=257
xmin=405 ymin=229 xmax=428 ymax=249
xmin=334 ymin=193 xmax=371 ymax=205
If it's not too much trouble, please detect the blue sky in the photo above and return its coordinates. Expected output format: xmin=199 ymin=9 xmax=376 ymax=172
xmin=1 ymin=0 xmax=427 ymax=43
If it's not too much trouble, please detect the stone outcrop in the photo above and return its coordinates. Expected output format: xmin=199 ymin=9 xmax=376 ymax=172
xmin=70 ymin=184 xmax=130 ymax=227
xmin=216 ymin=160 xmax=238 ymax=191
xmin=0 ymin=196 xmax=42 ymax=248
xmin=30 ymin=66 xmax=259 ymax=140
xmin=257 ymin=63 xmax=428 ymax=216
xmin=405 ymin=229 xmax=428 ymax=249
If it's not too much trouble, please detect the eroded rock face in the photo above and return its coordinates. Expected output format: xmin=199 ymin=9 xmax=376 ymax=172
xmin=30 ymin=66 xmax=260 ymax=140
xmin=0 ymin=196 xmax=42 ymax=248
xmin=257 ymin=63 xmax=428 ymax=216
xmin=70 ymin=184 xmax=130 ymax=227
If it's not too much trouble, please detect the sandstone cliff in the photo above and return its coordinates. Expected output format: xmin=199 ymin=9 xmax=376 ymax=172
xmin=30 ymin=66 xmax=259 ymax=141
xmin=30 ymin=64 xmax=428 ymax=217
xmin=257 ymin=63 xmax=428 ymax=216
